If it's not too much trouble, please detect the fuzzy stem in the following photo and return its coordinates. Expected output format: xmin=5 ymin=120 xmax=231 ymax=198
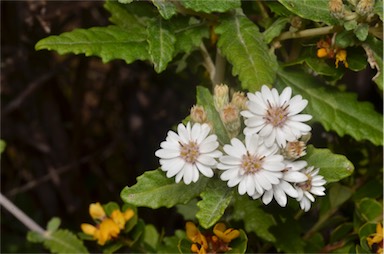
xmin=0 ymin=192 xmax=45 ymax=234
xmin=199 ymin=43 xmax=216 ymax=88
xmin=276 ymin=26 xmax=339 ymax=41
xmin=213 ymin=48 xmax=226 ymax=85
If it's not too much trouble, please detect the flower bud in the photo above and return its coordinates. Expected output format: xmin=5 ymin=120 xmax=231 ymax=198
xmin=231 ymin=91 xmax=248 ymax=111
xmin=220 ymin=103 xmax=241 ymax=138
xmin=213 ymin=84 xmax=229 ymax=112
xmin=356 ymin=0 xmax=374 ymax=16
xmin=190 ymin=105 xmax=208 ymax=124
xmin=282 ymin=140 xmax=307 ymax=160
xmin=329 ymin=0 xmax=345 ymax=19
xmin=89 ymin=202 xmax=106 ymax=220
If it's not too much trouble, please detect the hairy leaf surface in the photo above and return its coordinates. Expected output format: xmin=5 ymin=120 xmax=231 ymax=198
xmin=44 ymin=230 xmax=88 ymax=254
xmin=216 ymin=15 xmax=278 ymax=91
xmin=276 ymin=68 xmax=383 ymax=146
xmin=121 ymin=169 xmax=208 ymax=208
xmin=147 ymin=20 xmax=176 ymax=73
xmin=35 ymin=26 xmax=149 ymax=64
xmin=278 ymin=0 xmax=338 ymax=25
xmin=152 ymin=0 xmax=177 ymax=20
xmin=179 ymin=0 xmax=240 ymax=13
xmin=196 ymin=179 xmax=233 ymax=228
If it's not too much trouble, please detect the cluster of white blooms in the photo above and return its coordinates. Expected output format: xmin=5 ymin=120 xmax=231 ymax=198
xmin=155 ymin=85 xmax=326 ymax=212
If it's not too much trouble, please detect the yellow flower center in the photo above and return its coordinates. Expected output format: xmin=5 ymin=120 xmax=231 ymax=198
xmin=241 ymin=152 xmax=264 ymax=174
xmin=180 ymin=141 xmax=200 ymax=164
xmin=265 ymin=101 xmax=289 ymax=127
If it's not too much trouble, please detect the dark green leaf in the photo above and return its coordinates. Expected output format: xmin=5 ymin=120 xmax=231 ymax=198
xmin=0 ymin=140 xmax=5 ymax=154
xmin=305 ymin=57 xmax=344 ymax=78
xmin=196 ymin=178 xmax=233 ymax=228
xmin=196 ymin=86 xmax=230 ymax=144
xmin=158 ymin=230 xmax=186 ymax=253
xmin=232 ymin=195 xmax=276 ymax=242
xmin=265 ymin=1 xmax=294 ymax=16
xmin=329 ymin=183 xmax=353 ymax=208
xmin=354 ymin=23 xmax=369 ymax=41
xmin=278 ymin=0 xmax=338 ymax=25
xmin=374 ymin=0 xmax=383 ymax=20
xmin=330 ymin=223 xmax=353 ymax=243
xmin=344 ymin=20 xmax=358 ymax=31
xmin=347 ymin=47 xmax=367 ymax=71
xmin=143 ymin=224 xmax=159 ymax=251
xmin=120 ymin=169 xmax=208 ymax=208
xmin=270 ymin=215 xmax=305 ymax=253
xmin=103 ymin=202 xmax=120 ymax=216
xmin=179 ymin=0 xmax=240 ymax=13
xmin=47 ymin=217 xmax=61 ymax=233
xmin=263 ymin=17 xmax=289 ymax=43
xmin=276 ymin=68 xmax=383 ymax=146
xmin=303 ymin=146 xmax=354 ymax=183
xmin=152 ymin=0 xmax=177 ymax=20
xmin=35 ymin=26 xmax=149 ymax=64
xmin=147 ymin=19 xmax=176 ymax=73
xmin=358 ymin=222 xmax=377 ymax=252
xmin=27 ymin=231 xmax=45 ymax=243
xmin=176 ymin=199 xmax=199 ymax=221
xmin=335 ymin=30 xmax=356 ymax=48
xmin=365 ymin=36 xmax=383 ymax=90
xmin=44 ymin=229 xmax=89 ymax=253
xmin=215 ymin=14 xmax=278 ymax=91
xmin=352 ymin=179 xmax=383 ymax=201
xmin=304 ymin=233 xmax=324 ymax=253
xmin=356 ymin=198 xmax=383 ymax=222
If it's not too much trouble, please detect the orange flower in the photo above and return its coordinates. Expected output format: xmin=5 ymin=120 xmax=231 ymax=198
xmin=213 ymin=222 xmax=240 ymax=243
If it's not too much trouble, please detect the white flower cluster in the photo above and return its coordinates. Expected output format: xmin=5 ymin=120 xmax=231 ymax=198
xmin=155 ymin=85 xmax=326 ymax=212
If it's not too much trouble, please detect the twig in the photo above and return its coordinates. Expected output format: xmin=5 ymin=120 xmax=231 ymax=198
xmin=0 ymin=192 xmax=45 ymax=234
xmin=199 ymin=43 xmax=216 ymax=87
xmin=213 ymin=48 xmax=226 ymax=85
xmin=276 ymin=26 xmax=339 ymax=41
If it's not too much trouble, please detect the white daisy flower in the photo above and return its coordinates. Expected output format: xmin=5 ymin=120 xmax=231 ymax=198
xmin=155 ymin=122 xmax=222 ymax=185
xmin=217 ymin=134 xmax=285 ymax=197
xmin=241 ymin=85 xmax=312 ymax=148
xmin=256 ymin=160 xmax=308 ymax=207
xmin=295 ymin=166 xmax=327 ymax=212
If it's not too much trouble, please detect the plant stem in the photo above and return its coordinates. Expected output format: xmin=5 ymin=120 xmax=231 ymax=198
xmin=276 ymin=26 xmax=339 ymax=41
xmin=199 ymin=43 xmax=216 ymax=88
xmin=213 ymin=48 xmax=226 ymax=85
xmin=0 ymin=192 xmax=45 ymax=234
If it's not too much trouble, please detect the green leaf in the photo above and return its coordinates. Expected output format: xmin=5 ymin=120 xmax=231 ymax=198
xmin=215 ymin=14 xmax=278 ymax=91
xmin=344 ymin=20 xmax=358 ymax=31
xmin=47 ymin=218 xmax=61 ymax=233
xmin=103 ymin=202 xmax=120 ymax=216
xmin=27 ymin=231 xmax=45 ymax=243
xmin=0 ymin=140 xmax=5 ymax=154
xmin=228 ymin=229 xmax=248 ymax=254
xmin=143 ymin=224 xmax=159 ymax=251
xmin=347 ymin=47 xmax=367 ymax=71
xmin=232 ymin=195 xmax=276 ymax=242
xmin=158 ymin=230 xmax=186 ymax=253
xmin=330 ymin=223 xmax=353 ymax=243
xmin=176 ymin=199 xmax=199 ymax=220
xmin=276 ymin=68 xmax=384 ymax=146
xmin=365 ymin=36 xmax=383 ymax=90
xmin=196 ymin=86 xmax=230 ymax=144
xmin=303 ymin=145 xmax=354 ymax=183
xmin=278 ymin=0 xmax=338 ymax=25
xmin=358 ymin=222 xmax=377 ymax=251
xmin=352 ymin=179 xmax=383 ymax=201
xmin=354 ymin=23 xmax=369 ymax=41
xmin=328 ymin=183 xmax=353 ymax=208
xmin=304 ymin=233 xmax=324 ymax=253
xmin=356 ymin=198 xmax=383 ymax=222
xmin=335 ymin=30 xmax=356 ymax=48
xmin=270 ymin=215 xmax=305 ymax=253
xmin=44 ymin=229 xmax=89 ymax=253
xmin=152 ymin=0 xmax=177 ymax=20
xmin=122 ymin=203 xmax=138 ymax=232
xmin=104 ymin=0 xmax=155 ymax=29
xmin=179 ymin=0 xmax=240 ymax=13
xmin=263 ymin=17 xmax=290 ymax=43
xmin=374 ymin=0 xmax=383 ymax=20
xmin=196 ymin=178 xmax=233 ymax=229
xmin=305 ymin=57 xmax=344 ymax=78
xmin=35 ymin=26 xmax=149 ymax=64
xmin=120 ymin=169 xmax=209 ymax=208
xmin=171 ymin=17 xmax=209 ymax=55
xmin=147 ymin=19 xmax=176 ymax=73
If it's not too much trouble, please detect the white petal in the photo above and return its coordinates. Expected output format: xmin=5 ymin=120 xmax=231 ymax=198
xmin=191 ymin=123 xmax=201 ymax=141
xmin=195 ymin=162 xmax=214 ymax=178
xmin=260 ymin=170 xmax=281 ymax=185
xmin=197 ymin=155 xmax=217 ymax=166
xmin=259 ymin=124 xmax=273 ymax=137
xmin=175 ymin=167 xmax=185 ymax=183
xmin=227 ymin=175 xmax=242 ymax=187
xmin=164 ymin=158 xmax=185 ymax=177
xmin=279 ymin=87 xmax=292 ymax=105
xmin=286 ymin=121 xmax=312 ymax=132
xmin=253 ymin=174 xmax=264 ymax=194
xmin=284 ymin=171 xmax=308 ymax=183
xmin=290 ymin=114 xmax=312 ymax=122
xmin=261 ymin=85 xmax=274 ymax=105
xmin=263 ymin=128 xmax=276 ymax=147
xmin=183 ymin=163 xmax=193 ymax=185
xmin=196 ymin=124 xmax=211 ymax=143
xmin=199 ymin=140 xmax=219 ymax=154
xmin=304 ymin=191 xmax=315 ymax=202
xmin=273 ymin=185 xmax=287 ymax=207
xmin=177 ymin=123 xmax=190 ymax=144
xmin=245 ymin=176 xmax=255 ymax=196
xmin=155 ymin=149 xmax=180 ymax=159
xmin=220 ymin=168 xmax=240 ymax=180
xmin=238 ymin=179 xmax=247 ymax=195
xmin=223 ymin=143 xmax=244 ymax=158
xmin=246 ymin=134 xmax=259 ymax=154
xmin=262 ymin=189 xmax=273 ymax=205
xmin=255 ymin=171 xmax=272 ymax=190
xmin=244 ymin=117 xmax=265 ymax=127
xmin=220 ymin=155 xmax=242 ymax=165
xmin=288 ymin=96 xmax=308 ymax=115
xmin=192 ymin=165 xmax=200 ymax=183
xmin=280 ymin=180 xmax=298 ymax=198
xmin=240 ymin=110 xmax=255 ymax=118
xmin=160 ymin=141 xmax=180 ymax=151
xmin=311 ymin=186 xmax=326 ymax=196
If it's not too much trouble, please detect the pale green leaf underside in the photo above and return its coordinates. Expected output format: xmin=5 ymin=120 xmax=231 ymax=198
xmin=147 ymin=20 xmax=176 ymax=73
xmin=179 ymin=0 xmax=241 ymax=13
xmin=278 ymin=0 xmax=338 ymax=25
xmin=276 ymin=68 xmax=383 ymax=146
xmin=263 ymin=17 xmax=290 ymax=43
xmin=44 ymin=230 xmax=89 ymax=254
xmin=120 ymin=169 xmax=208 ymax=208
xmin=216 ymin=15 xmax=278 ymax=91
xmin=152 ymin=0 xmax=177 ymax=20
xmin=35 ymin=26 xmax=149 ymax=64
xmin=196 ymin=86 xmax=230 ymax=144
xmin=196 ymin=179 xmax=233 ymax=228
xmin=304 ymin=145 xmax=354 ymax=183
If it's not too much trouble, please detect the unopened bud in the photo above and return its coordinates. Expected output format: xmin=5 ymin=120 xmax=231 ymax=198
xmin=213 ymin=84 xmax=229 ymax=112
xmin=356 ymin=0 xmax=374 ymax=16
xmin=231 ymin=91 xmax=248 ymax=111
xmin=329 ymin=0 xmax=345 ymax=18
xmin=220 ymin=103 xmax=241 ymax=139
xmin=282 ymin=141 xmax=307 ymax=160
xmin=190 ymin=105 xmax=208 ymax=124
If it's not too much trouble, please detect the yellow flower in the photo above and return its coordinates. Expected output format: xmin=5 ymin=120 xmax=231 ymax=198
xmin=367 ymin=223 xmax=383 ymax=254
xmin=123 ymin=208 xmax=135 ymax=221
xmin=81 ymin=223 xmax=97 ymax=236
xmin=89 ymin=202 xmax=106 ymax=220
xmin=317 ymin=48 xmax=329 ymax=58
xmin=97 ymin=218 xmax=120 ymax=246
xmin=186 ymin=222 xmax=208 ymax=252
xmin=213 ymin=222 xmax=240 ymax=243
xmin=335 ymin=49 xmax=348 ymax=68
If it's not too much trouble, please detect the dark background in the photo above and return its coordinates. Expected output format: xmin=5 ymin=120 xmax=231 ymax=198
xmin=1 ymin=1 xmax=197 ymax=252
